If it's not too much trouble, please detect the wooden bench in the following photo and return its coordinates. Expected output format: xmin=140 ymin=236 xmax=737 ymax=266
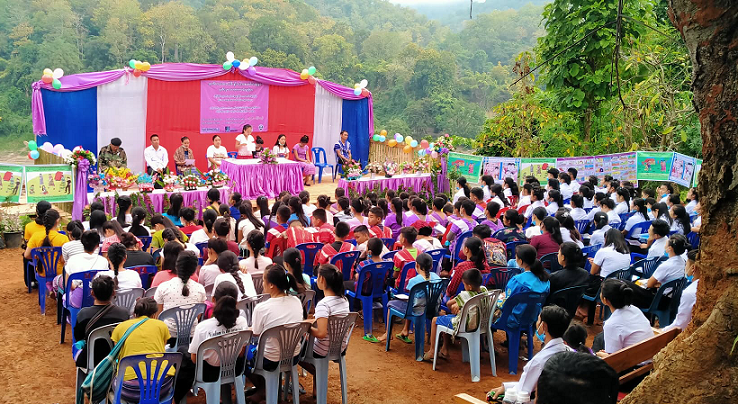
xmin=453 ymin=393 xmax=489 ymax=404
xmin=603 ymin=328 xmax=680 ymax=386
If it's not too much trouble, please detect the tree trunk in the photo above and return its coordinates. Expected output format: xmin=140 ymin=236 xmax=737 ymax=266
xmin=622 ymin=1 xmax=738 ymax=402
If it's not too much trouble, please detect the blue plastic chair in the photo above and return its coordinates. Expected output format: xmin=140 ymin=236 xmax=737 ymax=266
xmin=618 ymin=212 xmax=635 ymax=230
xmin=490 ymin=291 xmax=547 ymax=374
xmin=547 ymin=285 xmax=588 ymax=317
xmin=642 ymin=277 xmax=688 ymax=326
xmin=581 ymin=244 xmax=602 ymax=273
xmin=625 ymin=220 xmax=652 ymax=243
xmin=425 ymin=278 xmax=451 ymax=337
xmin=126 ymin=265 xmax=158 ymax=289
xmin=574 ymin=220 xmax=590 ymax=235
xmin=112 ymin=353 xmax=182 ymax=404
xmin=138 ymin=236 xmax=153 ymax=252
xmin=425 ymin=248 xmax=448 ymax=274
xmin=330 ymin=250 xmax=361 ymax=282
xmin=382 ymin=250 xmax=399 ymax=261
xmin=381 ymin=238 xmax=395 ymax=250
xmin=686 ymin=231 xmax=700 ymax=249
xmin=386 ymin=281 xmax=431 ymax=361
xmin=505 ymin=240 xmax=528 ymax=261
xmin=582 ymin=268 xmax=633 ymax=324
xmin=30 ymin=247 xmax=63 ymax=313
xmin=390 ymin=261 xmax=415 ymax=295
xmin=450 ymin=230 xmax=474 ymax=265
xmin=295 ymin=242 xmax=323 ymax=277
xmin=540 ymin=252 xmax=562 ymax=273
xmin=191 ymin=330 xmax=252 ymax=404
xmin=485 ymin=267 xmax=522 ymax=291
xmin=227 ymin=151 xmax=238 ymax=159
xmin=195 ymin=242 xmax=208 ymax=257
xmin=60 ymin=269 xmax=105 ymax=344
xmin=523 ymin=215 xmax=533 ymax=229
xmin=631 ymin=256 xmax=667 ymax=278
xmin=346 ymin=261 xmax=393 ymax=337
xmin=311 ymin=147 xmax=334 ymax=183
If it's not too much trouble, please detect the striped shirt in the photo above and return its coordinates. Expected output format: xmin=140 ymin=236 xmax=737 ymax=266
xmin=313 ymin=296 xmax=350 ymax=356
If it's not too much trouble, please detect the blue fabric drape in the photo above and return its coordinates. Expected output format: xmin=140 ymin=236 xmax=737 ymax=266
xmin=341 ymin=98 xmax=370 ymax=166
xmin=40 ymin=88 xmax=98 ymax=156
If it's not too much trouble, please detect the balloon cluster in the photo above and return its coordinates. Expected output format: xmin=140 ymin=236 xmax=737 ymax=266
xmin=224 ymin=52 xmax=258 ymax=74
xmin=128 ymin=59 xmax=151 ymax=77
xmin=372 ymin=129 xmax=430 ymax=154
xmin=300 ymin=66 xmax=317 ymax=85
xmin=353 ymin=79 xmax=369 ymax=97
xmin=26 ymin=141 xmax=72 ymax=160
xmin=41 ymin=68 xmax=64 ymax=90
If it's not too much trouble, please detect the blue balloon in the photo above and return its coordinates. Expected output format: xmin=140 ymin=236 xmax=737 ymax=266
xmin=30 ymin=150 xmax=40 ymax=159
xmin=353 ymin=88 xmax=361 ymax=96
xmin=231 ymin=60 xmax=240 ymax=68
xmin=410 ymin=140 xmax=418 ymax=148
xmin=379 ymin=136 xmax=386 ymax=142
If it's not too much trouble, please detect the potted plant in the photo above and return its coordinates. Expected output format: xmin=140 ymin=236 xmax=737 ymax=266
xmin=366 ymin=162 xmax=382 ymax=179
xmin=1 ymin=212 xmax=24 ymax=249
xmin=383 ymin=161 xmax=398 ymax=178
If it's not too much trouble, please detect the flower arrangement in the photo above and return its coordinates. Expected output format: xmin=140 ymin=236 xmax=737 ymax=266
xmin=342 ymin=159 xmax=363 ymax=180
xmin=159 ymin=174 xmax=179 ymax=192
xmin=399 ymin=161 xmax=413 ymax=174
xmin=89 ymin=173 xmax=105 ymax=191
xmin=204 ymin=170 xmax=230 ymax=188
xmin=366 ymin=162 xmax=383 ymax=174
xmin=430 ymin=134 xmax=454 ymax=158
xmin=180 ymin=173 xmax=202 ymax=191
xmin=136 ymin=173 xmax=155 ymax=193
xmin=259 ymin=149 xmax=278 ymax=165
xmin=105 ymin=167 xmax=137 ymax=190
xmin=66 ymin=148 xmax=97 ymax=168
xmin=413 ymin=158 xmax=432 ymax=173
xmin=383 ymin=161 xmax=398 ymax=177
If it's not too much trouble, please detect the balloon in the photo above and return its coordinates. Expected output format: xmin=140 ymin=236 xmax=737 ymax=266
xmin=353 ymin=88 xmax=361 ymax=96
xmin=43 ymin=68 xmax=53 ymax=76
xmin=300 ymin=69 xmax=309 ymax=80
xmin=28 ymin=141 xmax=38 ymax=151
xmin=354 ymin=83 xmax=361 ymax=89
xmin=53 ymin=144 xmax=64 ymax=154
xmin=373 ymin=134 xmax=380 ymax=141
xmin=223 ymin=61 xmax=232 ymax=70
xmin=403 ymin=145 xmax=412 ymax=153
xmin=388 ymin=139 xmax=398 ymax=147
xmin=394 ymin=133 xmax=403 ymax=143
xmin=28 ymin=152 xmax=34 ymax=160
xmin=431 ymin=151 xmax=439 ymax=159
xmin=418 ymin=149 xmax=425 ymax=156
xmin=30 ymin=150 xmax=40 ymax=159
xmin=134 ymin=61 xmax=143 ymax=70
xmin=360 ymin=79 xmax=368 ymax=88
xmin=231 ymin=60 xmax=240 ymax=68
xmin=43 ymin=142 xmax=53 ymax=149
xmin=307 ymin=76 xmax=316 ymax=85
xmin=52 ymin=78 xmax=62 ymax=89
xmin=52 ymin=68 xmax=64 ymax=79
xmin=42 ymin=75 xmax=53 ymax=84
xmin=73 ymin=146 xmax=83 ymax=152
xmin=238 ymin=60 xmax=248 ymax=70
xmin=380 ymin=129 xmax=387 ymax=137
xmin=60 ymin=149 xmax=73 ymax=159
xmin=249 ymin=56 xmax=258 ymax=66
xmin=361 ymin=88 xmax=369 ymax=97
xmin=405 ymin=136 xmax=413 ymax=144
xmin=129 ymin=59 xmax=137 ymax=69
xmin=141 ymin=62 xmax=151 ymax=71
xmin=226 ymin=51 xmax=235 ymax=61
xmin=247 ymin=66 xmax=256 ymax=74
xmin=308 ymin=66 xmax=316 ymax=75
xmin=411 ymin=140 xmax=418 ymax=148
xmin=132 ymin=69 xmax=142 ymax=77
xmin=420 ymin=140 xmax=429 ymax=148
xmin=379 ymin=135 xmax=386 ymax=142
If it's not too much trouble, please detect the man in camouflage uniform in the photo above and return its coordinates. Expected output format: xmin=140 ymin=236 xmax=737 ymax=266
xmin=98 ymin=137 xmax=127 ymax=173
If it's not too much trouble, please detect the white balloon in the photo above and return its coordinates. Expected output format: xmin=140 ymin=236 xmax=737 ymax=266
xmin=249 ymin=56 xmax=258 ymax=66
xmin=360 ymin=79 xmax=368 ymax=88
xmin=53 ymin=68 xmax=64 ymax=79
xmin=238 ymin=60 xmax=248 ymax=70
xmin=60 ymin=149 xmax=73 ymax=159
xmin=73 ymin=146 xmax=83 ymax=152
xmin=226 ymin=51 xmax=235 ymax=61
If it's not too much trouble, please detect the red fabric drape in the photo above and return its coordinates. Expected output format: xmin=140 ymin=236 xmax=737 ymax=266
xmin=146 ymin=72 xmax=316 ymax=173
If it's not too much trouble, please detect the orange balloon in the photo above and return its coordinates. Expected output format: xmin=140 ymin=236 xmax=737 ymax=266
xmin=403 ymin=145 xmax=412 ymax=153
xmin=380 ymin=130 xmax=387 ymax=137
xmin=308 ymin=76 xmax=316 ymax=85
xmin=42 ymin=75 xmax=53 ymax=84
xmin=133 ymin=69 xmax=142 ymax=77
xmin=388 ymin=139 xmax=398 ymax=147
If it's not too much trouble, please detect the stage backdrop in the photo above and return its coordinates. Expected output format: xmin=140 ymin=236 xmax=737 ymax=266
xmin=32 ymin=64 xmax=373 ymax=173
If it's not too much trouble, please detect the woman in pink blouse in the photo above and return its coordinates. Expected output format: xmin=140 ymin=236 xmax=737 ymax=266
xmin=292 ymin=135 xmax=316 ymax=186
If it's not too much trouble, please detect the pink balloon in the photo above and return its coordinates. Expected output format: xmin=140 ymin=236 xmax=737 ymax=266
xmin=53 ymin=144 xmax=64 ymax=154
xmin=420 ymin=140 xmax=429 ymax=149
xmin=247 ymin=66 xmax=256 ymax=75
xmin=431 ymin=151 xmax=439 ymax=159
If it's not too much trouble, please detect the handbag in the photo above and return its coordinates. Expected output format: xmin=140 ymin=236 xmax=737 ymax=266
xmin=76 ymin=318 xmax=148 ymax=404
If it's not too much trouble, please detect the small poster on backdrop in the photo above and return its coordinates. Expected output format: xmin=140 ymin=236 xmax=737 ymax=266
xmin=519 ymin=158 xmax=557 ymax=185
xmin=200 ymin=80 xmax=270 ymax=134
xmin=595 ymin=152 xmax=637 ymax=184
xmin=0 ymin=164 xmax=24 ymax=203
xmin=447 ymin=152 xmax=483 ymax=179
xmin=693 ymin=159 xmax=702 ymax=187
xmin=482 ymin=157 xmax=520 ymax=184
xmin=556 ymin=156 xmax=596 ymax=183
xmin=25 ymin=165 xmax=73 ymax=203
xmin=669 ymin=152 xmax=695 ymax=187
xmin=636 ymin=151 xmax=674 ymax=181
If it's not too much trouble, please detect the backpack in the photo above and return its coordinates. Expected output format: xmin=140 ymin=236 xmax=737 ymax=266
xmin=483 ymin=238 xmax=507 ymax=267
xmin=76 ymin=318 xmax=148 ymax=404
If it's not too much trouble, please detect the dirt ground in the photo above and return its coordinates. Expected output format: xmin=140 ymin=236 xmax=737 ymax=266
xmin=0 ymin=247 xmax=601 ymax=404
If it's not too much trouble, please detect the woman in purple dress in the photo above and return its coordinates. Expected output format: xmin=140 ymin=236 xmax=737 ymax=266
xmin=292 ymin=135 xmax=316 ymax=186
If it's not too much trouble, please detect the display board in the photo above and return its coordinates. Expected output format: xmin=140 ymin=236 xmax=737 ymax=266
xmin=482 ymin=157 xmax=520 ymax=184
xmin=447 ymin=152 xmax=483 ymax=179
xmin=693 ymin=159 xmax=702 ymax=187
xmin=0 ymin=164 xmax=24 ymax=203
xmin=555 ymin=156 xmax=596 ymax=183
xmin=24 ymin=164 xmax=74 ymax=203
xmin=596 ymin=152 xmax=637 ymax=184
xmin=519 ymin=158 xmax=557 ymax=185
xmin=636 ymin=151 xmax=674 ymax=181
xmin=669 ymin=152 xmax=695 ymax=187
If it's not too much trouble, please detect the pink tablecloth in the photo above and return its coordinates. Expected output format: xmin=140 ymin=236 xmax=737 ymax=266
xmin=221 ymin=159 xmax=304 ymax=199
xmin=91 ymin=187 xmax=231 ymax=220
xmin=338 ymin=174 xmax=433 ymax=196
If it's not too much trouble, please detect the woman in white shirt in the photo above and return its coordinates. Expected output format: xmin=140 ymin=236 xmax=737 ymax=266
xmin=589 ymin=228 xmax=631 ymax=279
xmin=669 ymin=205 xmax=691 ymax=235
xmin=663 ymin=249 xmax=699 ymax=331
xmin=154 ymin=250 xmax=207 ymax=336
xmin=684 ymin=187 xmax=698 ymax=215
xmin=272 ymin=134 xmax=290 ymax=158
xmin=589 ymin=212 xmax=611 ymax=246
xmin=600 ymin=199 xmax=621 ymax=227
xmin=555 ymin=210 xmax=584 ymax=248
xmin=452 ymin=177 xmax=471 ymax=205
xmin=580 ymin=185 xmax=595 ymax=209
xmin=247 ymin=263 xmax=304 ymax=403
xmin=526 ymin=207 xmax=547 ymax=239
xmin=479 ymin=175 xmax=494 ymax=201
xmin=235 ymin=124 xmax=255 ymax=157
xmin=628 ymin=234 xmax=688 ymax=309
xmin=239 ymin=230 xmax=272 ymax=275
xmin=568 ymin=195 xmax=588 ymax=222
xmin=213 ymin=251 xmax=256 ymax=300
xmin=97 ymin=243 xmax=142 ymax=290
xmin=613 ymin=188 xmax=631 ymax=215
xmin=622 ymin=198 xmax=649 ymax=240
xmin=206 ymin=135 xmax=228 ymax=170
xmin=189 ymin=209 xmax=217 ymax=247
xmin=594 ymin=279 xmax=653 ymax=356
xmin=558 ymin=172 xmax=573 ymax=200
xmin=236 ymin=201 xmax=265 ymax=248
xmin=61 ymin=221 xmax=87 ymax=263
xmin=545 ymin=190 xmax=563 ymax=215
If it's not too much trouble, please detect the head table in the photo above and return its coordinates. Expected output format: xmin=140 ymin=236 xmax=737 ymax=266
xmin=338 ymin=173 xmax=434 ymax=196
xmin=90 ymin=186 xmax=231 ymax=220
xmin=220 ymin=158 xmax=304 ymax=200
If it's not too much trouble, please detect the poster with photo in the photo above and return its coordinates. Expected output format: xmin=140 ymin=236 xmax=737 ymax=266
xmin=0 ymin=164 xmax=24 ymax=203
xmin=519 ymin=158 xmax=557 ymax=185
xmin=693 ymin=159 xmax=702 ymax=187
xmin=669 ymin=152 xmax=695 ymax=187
xmin=595 ymin=152 xmax=637 ymax=184
xmin=636 ymin=151 xmax=674 ymax=181
xmin=447 ymin=152 xmax=483 ymax=180
xmin=556 ymin=156 xmax=596 ymax=183
xmin=482 ymin=157 xmax=520 ymax=184
xmin=24 ymin=165 xmax=74 ymax=203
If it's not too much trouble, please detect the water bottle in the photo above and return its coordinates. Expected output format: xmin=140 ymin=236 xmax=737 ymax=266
xmin=516 ymin=391 xmax=531 ymax=404
xmin=502 ymin=388 xmax=517 ymax=403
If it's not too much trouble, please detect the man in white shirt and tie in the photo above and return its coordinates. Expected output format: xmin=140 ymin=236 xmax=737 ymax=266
xmin=144 ymin=134 xmax=169 ymax=187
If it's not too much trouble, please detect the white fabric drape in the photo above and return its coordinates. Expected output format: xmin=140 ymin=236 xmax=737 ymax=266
xmin=97 ymin=75 xmax=148 ymax=172
xmin=313 ymin=85 xmax=343 ymax=166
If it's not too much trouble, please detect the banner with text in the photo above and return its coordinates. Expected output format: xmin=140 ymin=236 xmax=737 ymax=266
xmin=0 ymin=164 xmax=24 ymax=203
xmin=595 ymin=152 xmax=637 ymax=184
xmin=519 ymin=158 xmax=557 ymax=185
xmin=555 ymin=156 xmax=596 ymax=183
xmin=482 ymin=157 xmax=520 ymax=184
xmin=669 ymin=152 xmax=695 ymax=187
xmin=200 ymin=80 xmax=270 ymax=134
xmin=693 ymin=159 xmax=702 ymax=187
xmin=447 ymin=152 xmax=483 ymax=179
xmin=25 ymin=165 xmax=73 ymax=203
xmin=636 ymin=151 xmax=674 ymax=181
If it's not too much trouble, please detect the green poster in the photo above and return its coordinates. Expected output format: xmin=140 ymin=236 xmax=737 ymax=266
xmin=0 ymin=164 xmax=25 ymax=203
xmin=519 ymin=158 xmax=557 ymax=185
xmin=636 ymin=151 xmax=674 ymax=181
xmin=24 ymin=165 xmax=74 ymax=203
xmin=447 ymin=152 xmax=483 ymax=179
xmin=693 ymin=159 xmax=702 ymax=187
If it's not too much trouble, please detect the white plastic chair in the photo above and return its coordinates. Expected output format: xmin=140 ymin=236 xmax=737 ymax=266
xmin=252 ymin=273 xmax=264 ymax=294
xmin=75 ymin=322 xmax=119 ymax=404
xmin=113 ymin=288 xmax=145 ymax=315
xmin=190 ymin=330 xmax=253 ymax=404
xmin=252 ymin=322 xmax=312 ymax=404
xmin=158 ymin=303 xmax=207 ymax=352
xmin=301 ymin=313 xmax=358 ymax=404
xmin=204 ymin=283 xmax=214 ymax=299
xmin=144 ymin=286 xmax=157 ymax=298
xmin=432 ymin=289 xmax=502 ymax=382
xmin=295 ymin=290 xmax=316 ymax=314
xmin=235 ymin=294 xmax=270 ymax=327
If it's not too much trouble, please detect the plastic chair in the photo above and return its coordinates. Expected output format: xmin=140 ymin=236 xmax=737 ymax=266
xmin=686 ymin=231 xmax=700 ymax=249
xmin=227 ymin=151 xmax=238 ymax=159
xmin=424 ymin=278 xmax=451 ymax=337
xmin=112 ymin=352 xmax=182 ymax=404
xmin=624 ymin=220 xmax=652 ymax=242
xmin=295 ymin=242 xmax=323 ymax=277
xmin=574 ymin=220 xmax=590 ymax=235
xmin=311 ymin=147 xmax=334 ymax=183
xmin=126 ymin=265 xmax=158 ymax=289
xmin=381 ymin=250 xmax=399 ymax=261
xmin=75 ymin=323 xmax=119 ymax=404
xmin=381 ymin=238 xmax=395 ymax=250
xmin=236 ymin=294 xmax=270 ymax=327
xmin=330 ymin=250 xmax=361 ymax=282
xmin=301 ymin=313 xmax=358 ymax=404
xmin=451 ymin=231 xmax=474 ymax=265
xmin=252 ymin=273 xmax=264 ymax=294
xmin=490 ymin=291 xmax=547 ymax=374
xmin=485 ymin=267 xmax=522 ymax=291
xmin=386 ymin=281 xmax=430 ymax=361
xmin=139 ymin=236 xmax=153 ymax=252
xmin=582 ymin=268 xmax=633 ymax=324
xmin=113 ymin=288 xmax=145 ymax=315
xmin=582 ymin=244 xmax=602 ymax=273
xmin=158 ymin=303 xmax=207 ymax=352
xmin=252 ymin=322 xmax=312 ymax=404
xmin=631 ymin=256 xmax=667 ymax=278
xmin=144 ymin=287 xmax=158 ymax=298
xmin=204 ymin=284 xmax=214 ymax=299
xmin=425 ymin=248 xmax=448 ymax=274
xmin=391 ymin=261 xmax=415 ymax=295
xmin=191 ymin=330 xmax=253 ymax=404
xmin=196 ymin=242 xmax=209 ymax=257
xmin=547 ymin=285 xmax=588 ymax=317
xmin=346 ymin=261 xmax=393 ymax=336
xmin=540 ymin=252 xmax=562 ymax=272
xmin=642 ymin=277 xmax=688 ymax=326
xmin=505 ymin=241 xmax=528 ymax=261
xmin=296 ymin=289 xmax=316 ymax=313
xmin=31 ymin=247 xmax=63 ymax=313
xmin=433 ymin=290 xmax=503 ymax=381
xmin=61 ymin=269 xmax=106 ymax=344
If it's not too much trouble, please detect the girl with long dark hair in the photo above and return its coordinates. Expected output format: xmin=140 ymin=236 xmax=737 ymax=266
xmin=24 ymin=208 xmax=68 ymax=278
xmin=100 ymin=242 xmax=142 ymax=289
xmin=115 ymin=196 xmax=132 ymax=227
xmin=154 ymin=250 xmax=207 ymax=337
xmin=530 ymin=216 xmax=564 ymax=258
xmin=502 ymin=244 xmax=550 ymax=327
xmin=452 ymin=177 xmax=471 ymax=204
xmin=188 ymin=209 xmax=218 ymax=246
xmin=215 ymin=251 xmax=256 ymax=300
xmin=445 ymin=237 xmax=489 ymax=298
xmin=164 ymin=193 xmax=184 ymax=226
